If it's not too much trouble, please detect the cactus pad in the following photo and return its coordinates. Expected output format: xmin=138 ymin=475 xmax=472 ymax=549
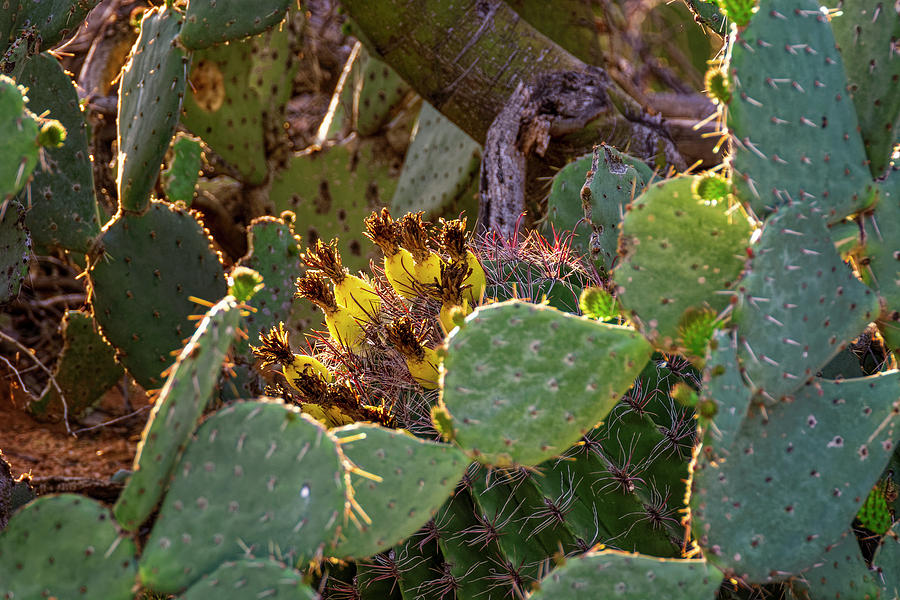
xmin=437 ymin=300 xmax=652 ymax=466
xmin=529 ymin=551 xmax=722 ymax=599
xmin=0 ymin=74 xmax=41 ymax=200
xmin=615 ymin=176 xmax=751 ymax=351
xmin=0 ymin=494 xmax=137 ymax=599
xmin=391 ymin=102 xmax=481 ymax=219
xmin=88 ymin=201 xmax=226 ymax=389
xmin=16 ymin=53 xmax=101 ymax=252
xmin=162 ymin=133 xmax=203 ymax=204
xmin=140 ymin=401 xmax=347 ymax=593
xmin=117 ymin=4 xmax=188 ymax=213
xmin=114 ymin=295 xmax=240 ymax=531
xmin=829 ymin=0 xmax=900 ymax=177
xmin=0 ymin=200 xmax=30 ymax=304
xmin=180 ymin=558 xmax=317 ymax=599
xmin=734 ymin=203 xmax=879 ymax=403
xmin=786 ymin=531 xmax=884 ymax=598
xmin=29 ymin=309 xmax=123 ymax=418
xmin=726 ymin=0 xmax=872 ymax=222
xmin=330 ymin=424 xmax=469 ymax=559
xmin=690 ymin=370 xmax=900 ymax=581
xmin=180 ymin=0 xmax=291 ymax=50
xmin=2 ymin=0 xmax=100 ymax=52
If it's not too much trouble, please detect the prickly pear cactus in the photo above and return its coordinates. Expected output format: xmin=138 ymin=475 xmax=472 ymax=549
xmin=180 ymin=557 xmax=317 ymax=599
xmin=725 ymin=0 xmax=874 ymax=222
xmin=786 ymin=531 xmax=884 ymax=599
xmin=733 ymin=203 xmax=879 ymax=403
xmin=179 ymin=0 xmax=291 ymax=50
xmin=330 ymin=424 xmax=468 ymax=559
xmin=28 ymin=309 xmax=123 ymax=418
xmin=0 ymin=74 xmax=42 ymax=199
xmin=114 ymin=295 xmax=241 ymax=531
xmin=828 ymin=0 xmax=900 ymax=177
xmin=1 ymin=0 xmax=100 ymax=54
xmin=690 ymin=369 xmax=900 ymax=581
xmin=0 ymin=494 xmax=137 ymax=599
xmin=88 ymin=201 xmax=227 ymax=389
xmin=162 ymin=133 xmax=203 ymax=205
xmin=529 ymin=550 xmax=723 ymax=599
xmin=117 ymin=4 xmax=188 ymax=212
xmin=614 ymin=175 xmax=751 ymax=351
xmin=16 ymin=52 xmax=101 ymax=253
xmin=140 ymin=401 xmax=347 ymax=593
xmin=391 ymin=103 xmax=481 ymax=219
xmin=436 ymin=300 xmax=652 ymax=466
xmin=0 ymin=200 xmax=30 ymax=304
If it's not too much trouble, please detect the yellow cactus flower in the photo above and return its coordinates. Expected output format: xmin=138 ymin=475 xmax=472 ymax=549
xmin=437 ymin=217 xmax=486 ymax=306
xmin=364 ymin=208 xmax=419 ymax=298
xmin=385 ymin=317 xmax=441 ymax=389
xmin=295 ymin=273 xmax=367 ymax=352
xmin=426 ymin=260 xmax=474 ymax=334
xmin=397 ymin=211 xmax=442 ymax=289
xmin=251 ymin=323 xmax=333 ymax=390
xmin=302 ymin=238 xmax=381 ymax=321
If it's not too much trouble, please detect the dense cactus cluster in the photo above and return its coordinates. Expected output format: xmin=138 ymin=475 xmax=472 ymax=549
xmin=0 ymin=0 xmax=898 ymax=598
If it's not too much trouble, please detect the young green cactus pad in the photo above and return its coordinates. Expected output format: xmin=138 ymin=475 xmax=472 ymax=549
xmin=0 ymin=494 xmax=137 ymax=599
xmin=528 ymin=550 xmax=723 ymax=599
xmin=614 ymin=175 xmax=750 ymax=351
xmin=179 ymin=558 xmax=317 ymax=599
xmin=350 ymin=46 xmax=412 ymax=137
xmin=0 ymin=74 xmax=41 ymax=200
xmin=733 ymin=203 xmax=880 ymax=403
xmin=690 ymin=370 xmax=900 ymax=581
xmin=28 ymin=309 xmax=123 ymax=418
xmin=436 ymin=300 xmax=652 ymax=466
xmin=0 ymin=200 xmax=30 ymax=304
xmin=329 ymin=424 xmax=468 ymax=559
xmin=698 ymin=329 xmax=752 ymax=447
xmin=179 ymin=0 xmax=291 ymax=50
xmin=114 ymin=295 xmax=240 ymax=531
xmin=162 ymin=133 xmax=203 ymax=205
xmin=725 ymin=0 xmax=873 ymax=222
xmin=828 ymin=0 xmax=900 ymax=177
xmin=16 ymin=52 xmax=101 ymax=252
xmin=139 ymin=401 xmax=346 ymax=594
xmin=116 ymin=4 xmax=188 ymax=213
xmin=391 ymin=103 xmax=482 ymax=220
xmin=88 ymin=201 xmax=227 ymax=389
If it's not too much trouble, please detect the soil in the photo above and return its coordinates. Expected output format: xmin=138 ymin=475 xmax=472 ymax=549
xmin=0 ymin=381 xmax=149 ymax=483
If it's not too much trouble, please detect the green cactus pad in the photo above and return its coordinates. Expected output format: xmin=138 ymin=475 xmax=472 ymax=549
xmin=0 ymin=494 xmax=137 ymax=599
xmin=140 ymin=401 xmax=346 ymax=593
xmin=15 ymin=53 xmax=101 ymax=252
xmin=683 ymin=0 xmax=729 ymax=33
xmin=116 ymin=4 xmax=188 ymax=213
xmin=829 ymin=0 xmax=900 ymax=177
xmin=615 ymin=176 xmax=751 ymax=351
xmin=437 ymin=300 xmax=652 ymax=467
xmin=734 ymin=203 xmax=880 ymax=403
xmin=726 ymin=0 xmax=873 ymax=222
xmin=233 ymin=214 xmax=302 ymax=360
xmin=0 ymin=199 xmax=30 ymax=304
xmin=529 ymin=551 xmax=722 ymax=599
xmin=859 ymin=172 xmax=900 ymax=351
xmin=699 ymin=329 xmax=752 ymax=448
xmin=180 ymin=0 xmax=291 ymax=50
xmin=394 ymin=535 xmax=443 ymax=600
xmin=88 ymin=201 xmax=226 ymax=389
xmin=856 ymin=476 xmax=896 ymax=535
xmin=352 ymin=46 xmax=412 ymax=137
xmin=29 ymin=309 xmax=123 ymax=418
xmin=330 ymin=424 xmax=469 ymax=559
xmin=0 ymin=75 xmax=40 ymax=200
xmin=391 ymin=102 xmax=481 ymax=219
xmin=690 ymin=370 xmax=900 ymax=581
xmin=2 ymin=0 xmax=99 ymax=52
xmin=180 ymin=557 xmax=317 ymax=599
xmin=181 ymin=18 xmax=297 ymax=186
xmin=162 ymin=133 xmax=203 ymax=205
xmin=114 ymin=295 xmax=240 ymax=531
xmin=787 ymin=531 xmax=884 ymax=599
